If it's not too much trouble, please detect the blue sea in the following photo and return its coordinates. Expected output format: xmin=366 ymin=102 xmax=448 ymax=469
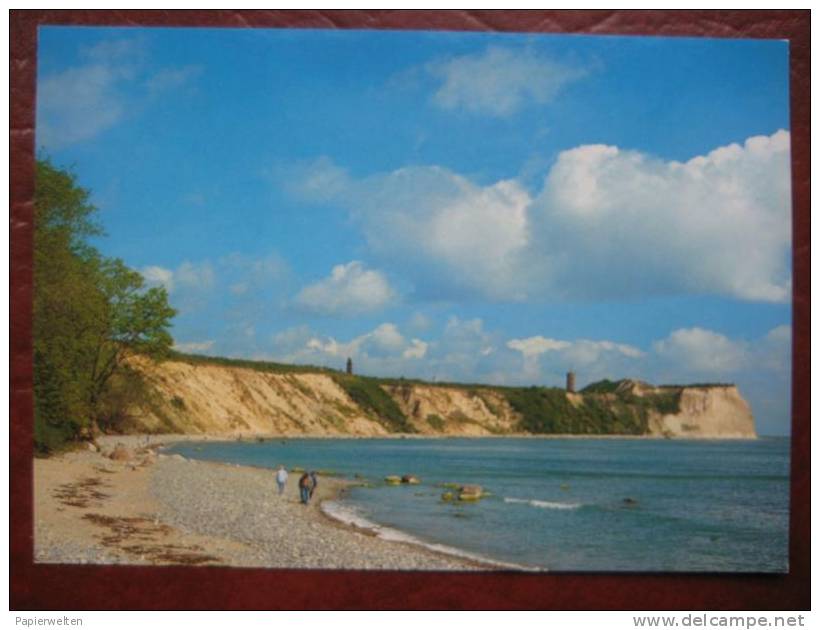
xmin=167 ymin=437 xmax=790 ymax=572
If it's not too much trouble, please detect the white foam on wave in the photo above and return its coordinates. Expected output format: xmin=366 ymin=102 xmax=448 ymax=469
xmin=321 ymin=500 xmax=540 ymax=572
xmin=504 ymin=497 xmax=582 ymax=510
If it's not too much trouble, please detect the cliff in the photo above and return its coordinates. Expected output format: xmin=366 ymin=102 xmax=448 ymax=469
xmin=120 ymin=357 xmax=756 ymax=438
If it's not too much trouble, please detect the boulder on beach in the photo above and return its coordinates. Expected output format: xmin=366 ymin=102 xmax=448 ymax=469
xmin=109 ymin=444 xmax=133 ymax=462
xmin=86 ymin=442 xmax=99 ymax=453
xmin=384 ymin=475 xmax=402 ymax=485
xmin=401 ymin=475 xmax=421 ymax=485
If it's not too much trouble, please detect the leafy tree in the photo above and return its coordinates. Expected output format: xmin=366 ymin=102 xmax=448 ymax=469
xmin=33 ymin=159 xmax=176 ymax=452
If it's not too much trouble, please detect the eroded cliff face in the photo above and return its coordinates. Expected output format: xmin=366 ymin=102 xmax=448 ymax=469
xmin=646 ymin=385 xmax=757 ymax=438
xmin=383 ymin=384 xmax=519 ymax=435
xmin=127 ymin=358 xmax=756 ymax=438
xmin=129 ymin=358 xmax=388 ymax=436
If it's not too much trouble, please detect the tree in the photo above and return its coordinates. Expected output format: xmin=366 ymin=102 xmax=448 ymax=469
xmin=33 ymin=159 xmax=176 ymax=452
xmin=89 ymin=257 xmax=176 ymax=409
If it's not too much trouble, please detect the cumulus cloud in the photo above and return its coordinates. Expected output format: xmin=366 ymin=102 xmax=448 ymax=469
xmin=294 ymin=261 xmax=397 ymax=316
xmin=272 ymin=322 xmax=431 ymax=377
xmin=286 ymin=160 xmax=531 ymax=301
xmin=173 ymin=340 xmax=214 ymax=353
xmin=426 ymin=46 xmax=587 ymax=117
xmin=507 ymin=334 xmax=644 ymax=381
xmin=141 ymin=265 xmax=175 ymax=292
xmin=174 ymin=261 xmax=216 ymax=291
xmin=652 ymin=327 xmax=749 ymax=374
xmin=403 ymin=339 xmax=429 ymax=360
xmin=37 ymin=38 xmax=200 ymax=149
xmin=650 ymin=324 xmax=791 ymax=380
xmin=507 ymin=336 xmax=571 ymax=357
xmin=531 ymin=130 xmax=792 ymax=302
xmin=285 ymin=131 xmax=791 ymax=304
xmin=37 ymin=63 xmax=130 ymax=149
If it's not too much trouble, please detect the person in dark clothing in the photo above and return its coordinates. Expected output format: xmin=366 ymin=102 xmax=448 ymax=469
xmin=309 ymin=471 xmax=318 ymax=499
xmin=298 ymin=472 xmax=311 ymax=504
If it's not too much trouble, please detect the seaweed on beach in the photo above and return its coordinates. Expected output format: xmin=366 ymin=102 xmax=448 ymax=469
xmin=53 ymin=476 xmax=111 ymax=508
xmin=82 ymin=513 xmax=221 ymax=565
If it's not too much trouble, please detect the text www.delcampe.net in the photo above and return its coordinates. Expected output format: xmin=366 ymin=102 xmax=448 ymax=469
xmin=634 ymin=615 xmax=806 ymax=628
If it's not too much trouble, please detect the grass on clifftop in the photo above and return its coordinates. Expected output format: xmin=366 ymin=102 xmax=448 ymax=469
xmin=168 ymin=351 xmax=335 ymax=375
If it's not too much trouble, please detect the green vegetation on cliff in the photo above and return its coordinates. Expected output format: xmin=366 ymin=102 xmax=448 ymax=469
xmin=332 ymin=375 xmax=415 ymax=434
xmin=503 ymin=386 xmax=644 ymax=434
xmin=504 ymin=380 xmax=682 ymax=435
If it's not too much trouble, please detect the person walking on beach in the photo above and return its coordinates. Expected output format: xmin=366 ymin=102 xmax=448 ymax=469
xmin=275 ymin=465 xmax=288 ymax=496
xmin=309 ymin=471 xmax=318 ymax=500
xmin=298 ymin=472 xmax=311 ymax=504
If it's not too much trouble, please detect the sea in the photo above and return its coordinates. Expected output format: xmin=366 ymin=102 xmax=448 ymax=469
xmin=166 ymin=436 xmax=790 ymax=572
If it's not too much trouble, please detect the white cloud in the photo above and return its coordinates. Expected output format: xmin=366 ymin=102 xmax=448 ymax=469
xmin=141 ymin=265 xmax=175 ymax=292
xmin=277 ymin=156 xmax=352 ymax=203
xmin=564 ymin=339 xmax=645 ymax=366
xmin=653 ymin=327 xmax=748 ymax=374
xmin=507 ymin=334 xmax=644 ymax=382
xmin=274 ymin=322 xmax=431 ymax=376
xmin=507 ymin=336 xmax=570 ymax=357
xmin=532 ymin=130 xmax=792 ymax=302
xmin=286 ymin=131 xmax=791 ymax=304
xmin=173 ymin=340 xmax=214 ymax=353
xmin=426 ymin=46 xmax=587 ymax=117
xmin=287 ymin=161 xmax=531 ymax=301
xmin=37 ymin=38 xmax=200 ymax=149
xmin=403 ymin=339 xmax=428 ymax=360
xmin=174 ymin=261 xmax=216 ymax=291
xmin=37 ymin=63 xmax=129 ymax=149
xmin=295 ymin=261 xmax=397 ymax=316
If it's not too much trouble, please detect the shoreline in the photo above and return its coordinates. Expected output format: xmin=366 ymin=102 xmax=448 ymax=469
xmin=99 ymin=431 xmax=761 ymax=446
xmin=34 ymin=434 xmax=498 ymax=571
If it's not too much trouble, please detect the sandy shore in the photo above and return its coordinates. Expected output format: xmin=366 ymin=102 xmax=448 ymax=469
xmin=33 ymin=435 xmax=490 ymax=570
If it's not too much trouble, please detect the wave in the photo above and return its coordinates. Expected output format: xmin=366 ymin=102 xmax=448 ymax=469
xmin=503 ymin=497 xmax=582 ymax=510
xmin=321 ymin=500 xmax=540 ymax=571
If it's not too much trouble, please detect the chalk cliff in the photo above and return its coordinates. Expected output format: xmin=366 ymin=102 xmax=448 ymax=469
xmin=645 ymin=384 xmax=757 ymax=438
xmin=123 ymin=357 xmax=756 ymax=438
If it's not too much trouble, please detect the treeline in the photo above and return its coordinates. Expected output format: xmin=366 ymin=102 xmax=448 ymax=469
xmin=33 ymin=160 xmax=176 ymax=453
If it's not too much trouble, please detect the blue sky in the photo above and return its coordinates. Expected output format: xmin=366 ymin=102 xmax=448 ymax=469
xmin=36 ymin=27 xmax=792 ymax=435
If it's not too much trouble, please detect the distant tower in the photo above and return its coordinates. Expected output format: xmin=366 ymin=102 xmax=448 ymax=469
xmin=346 ymin=357 xmax=353 ymax=375
xmin=566 ymin=371 xmax=576 ymax=393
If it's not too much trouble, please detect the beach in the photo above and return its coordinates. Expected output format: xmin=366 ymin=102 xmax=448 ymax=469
xmin=33 ymin=435 xmax=487 ymax=571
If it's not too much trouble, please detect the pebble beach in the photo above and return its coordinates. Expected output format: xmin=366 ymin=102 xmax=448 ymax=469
xmin=33 ymin=435 xmax=487 ymax=571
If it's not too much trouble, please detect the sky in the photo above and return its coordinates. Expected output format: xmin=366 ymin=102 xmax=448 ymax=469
xmin=36 ymin=27 xmax=793 ymax=435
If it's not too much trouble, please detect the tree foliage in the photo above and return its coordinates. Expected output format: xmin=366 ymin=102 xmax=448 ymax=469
xmin=33 ymin=159 xmax=176 ymax=453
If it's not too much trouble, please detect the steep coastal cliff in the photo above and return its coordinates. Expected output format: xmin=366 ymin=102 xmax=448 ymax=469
xmin=122 ymin=356 xmax=756 ymax=438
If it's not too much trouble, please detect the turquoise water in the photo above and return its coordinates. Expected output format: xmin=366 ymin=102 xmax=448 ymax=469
xmin=167 ymin=437 xmax=790 ymax=572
